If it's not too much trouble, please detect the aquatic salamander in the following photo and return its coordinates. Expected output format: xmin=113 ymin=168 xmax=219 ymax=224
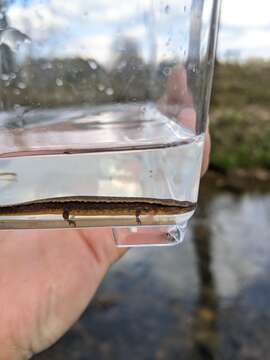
xmin=0 ymin=196 xmax=196 ymax=227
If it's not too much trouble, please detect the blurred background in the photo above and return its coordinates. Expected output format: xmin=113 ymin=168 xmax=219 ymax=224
xmin=1 ymin=0 xmax=269 ymax=358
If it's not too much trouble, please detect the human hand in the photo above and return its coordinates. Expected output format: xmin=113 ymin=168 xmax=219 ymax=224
xmin=0 ymin=228 xmax=126 ymax=359
xmin=0 ymin=66 xmax=210 ymax=359
xmin=158 ymin=65 xmax=210 ymax=176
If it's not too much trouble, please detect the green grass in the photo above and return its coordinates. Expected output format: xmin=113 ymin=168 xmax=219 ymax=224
xmin=212 ymin=61 xmax=270 ymax=109
xmin=209 ymin=61 xmax=270 ymax=172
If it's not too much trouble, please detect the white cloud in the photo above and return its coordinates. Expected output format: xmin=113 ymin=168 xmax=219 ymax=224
xmin=5 ymin=0 xmax=270 ymax=62
xmin=125 ymin=25 xmax=147 ymax=39
xmin=217 ymin=0 xmax=270 ymax=59
xmin=218 ymin=0 xmax=270 ymax=60
xmin=6 ymin=0 xmax=148 ymax=62
xmin=220 ymin=0 xmax=270 ymax=28
xmin=219 ymin=28 xmax=270 ymax=59
xmin=61 ymin=34 xmax=112 ymax=60
xmin=7 ymin=2 xmax=68 ymax=40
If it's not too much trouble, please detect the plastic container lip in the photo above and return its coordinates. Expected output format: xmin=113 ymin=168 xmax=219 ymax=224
xmin=113 ymin=224 xmax=187 ymax=248
xmin=0 ymin=210 xmax=195 ymax=228
xmin=0 ymin=211 xmax=194 ymax=248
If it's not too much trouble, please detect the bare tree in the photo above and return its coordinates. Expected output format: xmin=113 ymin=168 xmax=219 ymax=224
xmin=0 ymin=1 xmax=15 ymax=109
xmin=111 ymin=37 xmax=149 ymax=102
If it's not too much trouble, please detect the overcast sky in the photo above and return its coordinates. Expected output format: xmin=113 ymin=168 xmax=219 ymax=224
xmin=218 ymin=0 xmax=270 ymax=60
xmin=4 ymin=0 xmax=270 ymax=62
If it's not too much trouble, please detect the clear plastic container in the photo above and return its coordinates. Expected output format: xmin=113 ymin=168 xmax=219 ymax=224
xmin=0 ymin=0 xmax=221 ymax=246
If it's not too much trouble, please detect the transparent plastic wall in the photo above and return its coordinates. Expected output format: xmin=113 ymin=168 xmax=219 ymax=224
xmin=0 ymin=0 xmax=221 ymax=246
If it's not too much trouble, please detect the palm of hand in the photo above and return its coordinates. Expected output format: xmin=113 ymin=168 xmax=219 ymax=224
xmin=0 ymin=228 xmax=124 ymax=358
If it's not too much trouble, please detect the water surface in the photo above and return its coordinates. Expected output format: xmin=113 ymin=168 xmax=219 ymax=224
xmin=37 ymin=188 xmax=270 ymax=359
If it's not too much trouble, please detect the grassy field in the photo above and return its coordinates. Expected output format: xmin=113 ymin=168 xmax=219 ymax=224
xmin=210 ymin=61 xmax=270 ymax=172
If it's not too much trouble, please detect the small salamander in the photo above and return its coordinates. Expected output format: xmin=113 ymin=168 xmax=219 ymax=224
xmin=0 ymin=196 xmax=196 ymax=227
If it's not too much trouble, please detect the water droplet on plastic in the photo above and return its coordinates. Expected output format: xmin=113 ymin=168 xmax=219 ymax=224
xmin=83 ymin=11 xmax=88 ymax=16
xmin=164 ymin=5 xmax=170 ymax=14
xmin=88 ymin=60 xmax=98 ymax=70
xmin=14 ymin=104 xmax=24 ymax=116
xmin=0 ymin=28 xmax=31 ymax=52
xmin=0 ymin=12 xmax=4 ymax=20
xmin=23 ymin=37 xmax=31 ymax=45
xmin=18 ymin=82 xmax=26 ymax=89
xmin=141 ymin=106 xmax=147 ymax=115
xmin=10 ymin=73 xmax=16 ymax=80
xmin=41 ymin=62 xmax=52 ymax=70
xmin=56 ymin=78 xmax=63 ymax=87
xmin=166 ymin=38 xmax=171 ymax=47
xmin=184 ymin=5 xmax=187 ymax=12
xmin=117 ymin=60 xmax=127 ymax=70
xmin=106 ymin=88 xmax=114 ymax=96
xmin=163 ymin=67 xmax=171 ymax=76
xmin=98 ymin=84 xmax=105 ymax=92
xmin=1 ymin=74 xmax=9 ymax=81
xmin=188 ymin=63 xmax=196 ymax=73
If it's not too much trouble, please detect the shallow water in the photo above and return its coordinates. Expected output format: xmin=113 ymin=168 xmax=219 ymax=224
xmin=35 ymin=185 xmax=270 ymax=360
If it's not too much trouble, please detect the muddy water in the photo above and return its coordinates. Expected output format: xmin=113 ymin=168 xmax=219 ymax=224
xmin=37 ymin=187 xmax=270 ymax=360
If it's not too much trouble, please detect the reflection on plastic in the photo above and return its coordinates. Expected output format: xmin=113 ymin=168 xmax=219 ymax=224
xmin=112 ymin=225 xmax=186 ymax=247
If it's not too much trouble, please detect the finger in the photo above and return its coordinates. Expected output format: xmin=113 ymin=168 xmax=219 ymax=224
xmin=201 ymin=126 xmax=211 ymax=176
xmin=158 ymin=65 xmax=193 ymax=118
xmin=76 ymin=228 xmax=128 ymax=266
xmin=165 ymin=65 xmax=193 ymax=106
xmin=163 ymin=65 xmax=210 ymax=176
xmin=177 ymin=108 xmax=210 ymax=176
